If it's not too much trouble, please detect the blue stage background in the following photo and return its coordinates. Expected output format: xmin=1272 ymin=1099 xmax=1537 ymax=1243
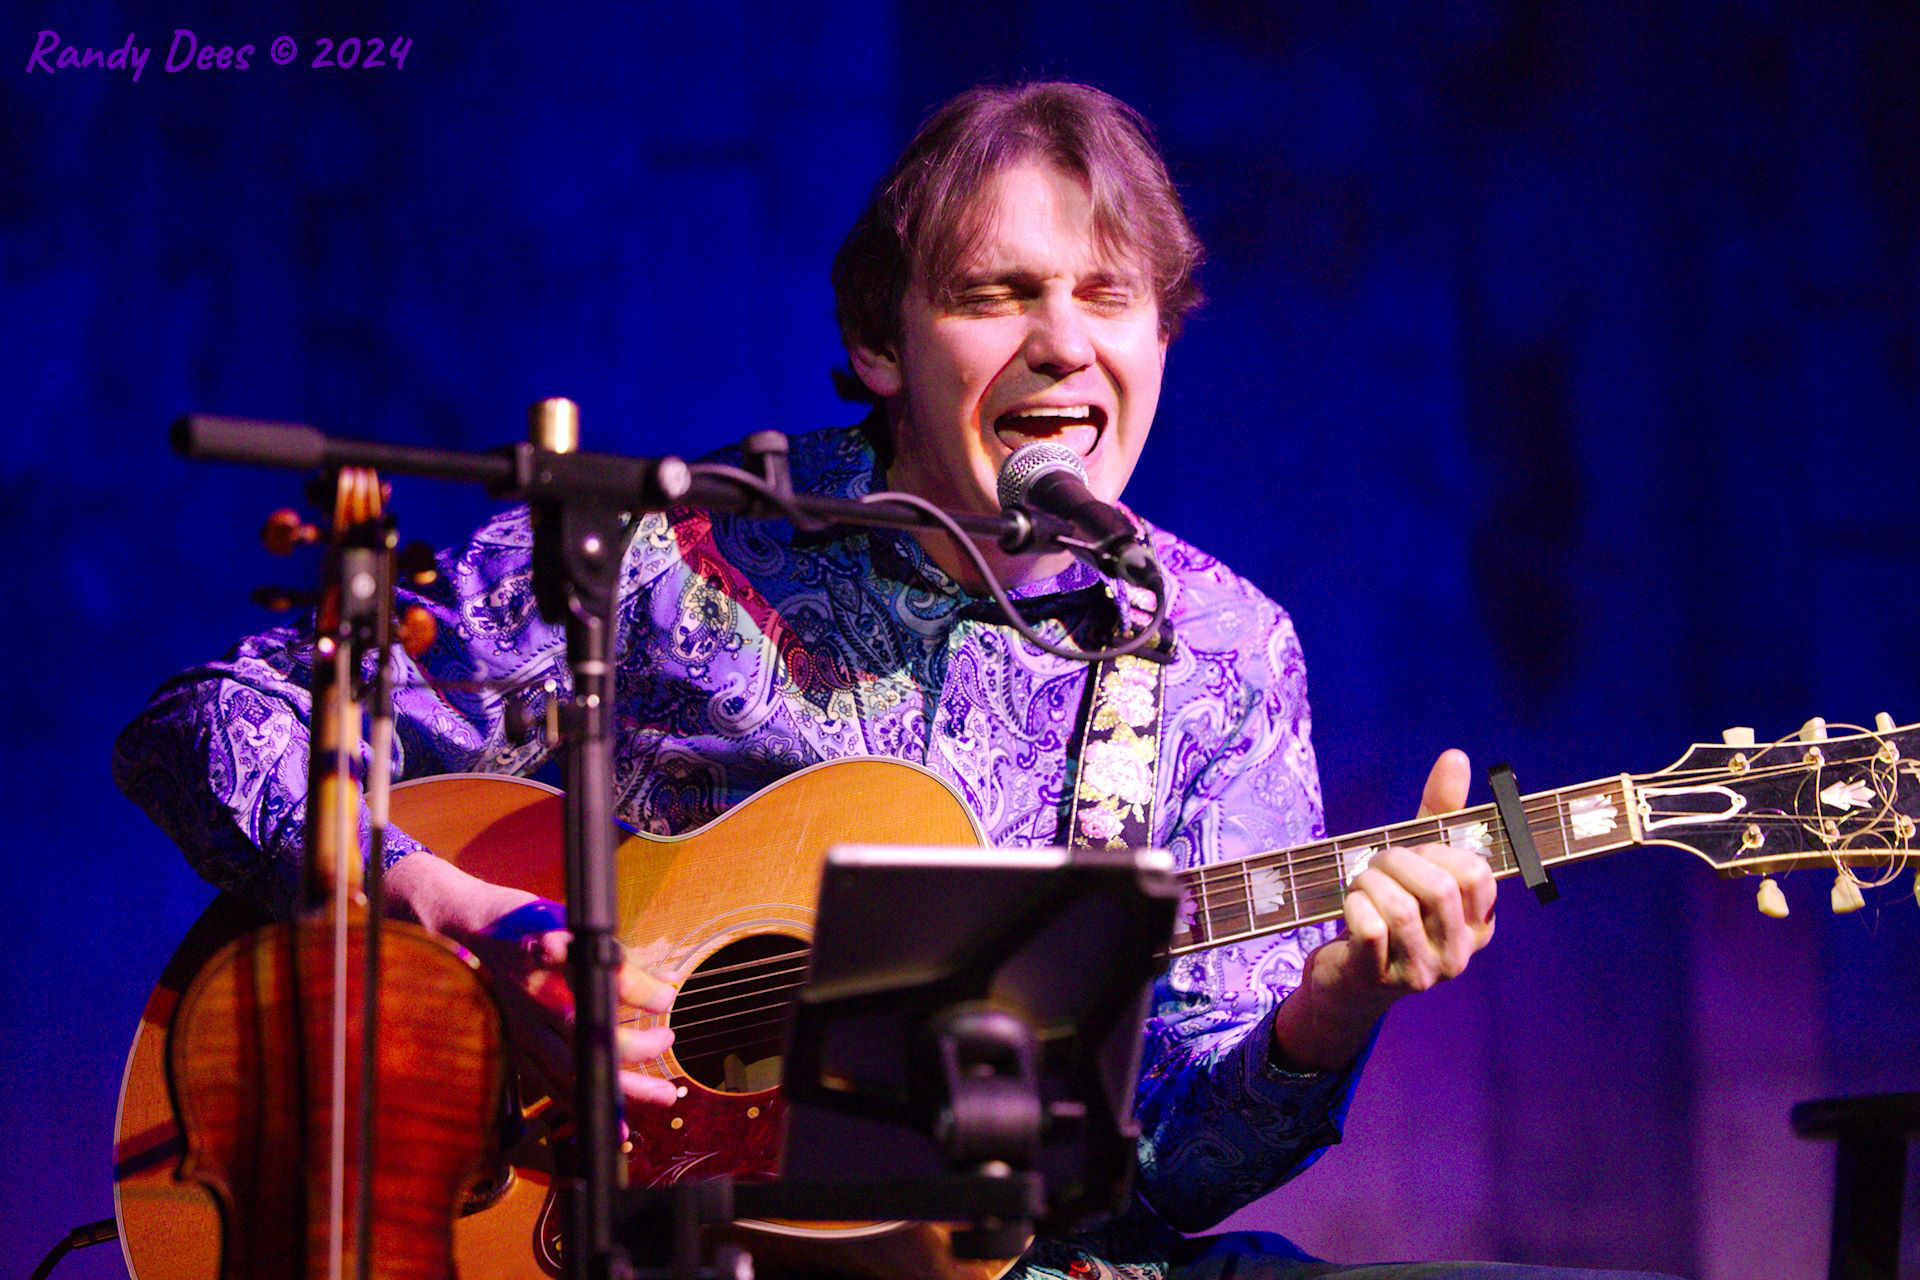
xmin=6 ymin=3 xmax=1918 ymax=1276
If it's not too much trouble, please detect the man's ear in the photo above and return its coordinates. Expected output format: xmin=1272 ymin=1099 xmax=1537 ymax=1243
xmin=847 ymin=338 xmax=904 ymax=399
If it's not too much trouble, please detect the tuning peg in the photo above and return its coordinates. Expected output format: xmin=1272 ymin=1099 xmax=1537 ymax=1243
xmin=1830 ymin=871 xmax=1866 ymax=914
xmin=1876 ymin=712 xmax=1896 ymax=733
xmin=1722 ymin=727 xmax=1756 ymax=747
xmin=261 ymin=508 xmax=320 ymax=556
xmin=251 ymin=585 xmax=316 ymax=612
xmin=397 ymin=541 xmax=440 ymax=588
xmin=1756 ymin=876 xmax=1789 ymax=918
xmin=396 ymin=606 xmax=438 ymax=659
xmin=1799 ymin=717 xmax=1829 ymax=743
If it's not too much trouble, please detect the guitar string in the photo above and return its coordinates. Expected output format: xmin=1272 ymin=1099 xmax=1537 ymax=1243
xmin=623 ymin=765 xmax=1897 ymax=984
xmin=671 ymin=1034 xmax=786 ymax=1062
xmin=667 ymin=1011 xmax=793 ymax=1054
xmin=672 ymin=1013 xmax=791 ymax=1051
xmin=1180 ymin=791 xmax=1603 ymax=902
xmin=655 ymin=906 xmax=1920 ymax=1047
xmin=669 ymin=949 xmax=811 ymax=983
xmin=655 ymin=811 xmax=1748 ymax=1027
xmin=1205 ymin=813 xmax=1908 ymax=914
xmin=631 ymin=812 xmax=1585 ymax=1016
xmin=1183 ymin=809 xmax=1911 ymax=936
xmin=611 ymin=967 xmax=813 ymax=1029
xmin=665 ymin=812 xmax=1653 ymax=984
xmin=1206 ymin=806 xmax=1917 ymax=899
xmin=606 ymin=953 xmax=814 ymax=1020
xmin=1180 ymin=750 xmax=1889 ymax=897
xmin=647 ymin=792 xmax=1737 ymax=987
xmin=610 ymin=759 xmax=1900 ymax=980
xmin=624 ymin=814 xmax=1909 ymax=1030
xmin=670 ymin=1037 xmax=785 ymax=1065
xmin=1181 ymin=760 xmax=1907 ymax=902
xmin=636 ymin=834 xmax=1916 ymax=1040
xmin=613 ymin=959 xmax=817 ymax=1027
xmin=669 ymin=1004 xmax=800 ymax=1041
xmin=1185 ymin=844 xmax=1916 ymax=950
xmin=671 ymin=959 xmax=811 ymax=998
xmin=669 ymin=968 xmax=812 ymax=1015
xmin=666 ymin=1035 xmax=787 ymax=1065
xmin=618 ymin=754 xmax=1914 ymax=1033
xmin=624 ymin=813 xmax=1909 ymax=1029
xmin=665 ymin=1001 xmax=803 ymax=1038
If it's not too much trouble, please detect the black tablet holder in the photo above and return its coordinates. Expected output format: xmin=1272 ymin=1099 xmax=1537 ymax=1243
xmin=613 ymin=841 xmax=1181 ymax=1279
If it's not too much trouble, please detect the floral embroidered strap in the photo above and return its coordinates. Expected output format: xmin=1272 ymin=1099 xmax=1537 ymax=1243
xmin=1064 ymin=593 xmax=1173 ymax=851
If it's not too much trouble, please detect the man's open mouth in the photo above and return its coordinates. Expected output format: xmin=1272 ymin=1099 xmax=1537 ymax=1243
xmin=992 ymin=404 xmax=1107 ymax=456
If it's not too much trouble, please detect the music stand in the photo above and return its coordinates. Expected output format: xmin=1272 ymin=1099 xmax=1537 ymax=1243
xmin=774 ymin=841 xmax=1180 ymax=1252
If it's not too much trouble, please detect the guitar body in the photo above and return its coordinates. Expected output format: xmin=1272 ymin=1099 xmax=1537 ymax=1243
xmin=117 ymin=756 xmax=1014 ymax=1280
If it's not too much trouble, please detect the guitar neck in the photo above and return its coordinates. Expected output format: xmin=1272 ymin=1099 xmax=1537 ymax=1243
xmin=1168 ymin=773 xmax=1643 ymax=955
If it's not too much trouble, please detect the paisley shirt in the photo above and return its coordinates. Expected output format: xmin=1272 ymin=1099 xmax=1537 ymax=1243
xmin=114 ymin=424 xmax=1368 ymax=1269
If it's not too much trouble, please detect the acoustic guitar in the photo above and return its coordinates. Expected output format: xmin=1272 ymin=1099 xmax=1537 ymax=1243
xmin=115 ymin=718 xmax=1920 ymax=1279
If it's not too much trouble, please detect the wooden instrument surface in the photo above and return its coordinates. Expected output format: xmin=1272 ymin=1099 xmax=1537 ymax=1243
xmin=125 ymin=715 xmax=1920 ymax=1277
xmin=117 ymin=755 xmax=1009 ymax=1280
xmin=148 ymin=465 xmax=508 ymax=1280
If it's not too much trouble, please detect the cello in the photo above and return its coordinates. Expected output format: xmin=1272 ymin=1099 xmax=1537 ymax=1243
xmin=161 ymin=468 xmax=507 ymax=1280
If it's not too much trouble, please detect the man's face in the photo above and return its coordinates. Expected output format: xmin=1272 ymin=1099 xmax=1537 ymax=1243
xmin=856 ymin=161 xmax=1167 ymax=520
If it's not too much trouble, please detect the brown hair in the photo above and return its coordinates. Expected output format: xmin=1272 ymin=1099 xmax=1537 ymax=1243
xmin=832 ymin=81 xmax=1204 ymax=412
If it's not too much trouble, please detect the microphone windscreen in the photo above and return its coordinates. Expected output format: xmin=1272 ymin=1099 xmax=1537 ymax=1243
xmin=996 ymin=441 xmax=1086 ymax=510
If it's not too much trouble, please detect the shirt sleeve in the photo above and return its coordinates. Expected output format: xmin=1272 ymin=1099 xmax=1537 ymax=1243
xmin=1130 ymin=595 xmax=1372 ymax=1232
xmin=112 ymin=506 xmax=578 ymax=916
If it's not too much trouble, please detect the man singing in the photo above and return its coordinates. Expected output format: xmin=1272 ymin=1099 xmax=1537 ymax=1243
xmin=118 ymin=81 xmax=1669 ymax=1279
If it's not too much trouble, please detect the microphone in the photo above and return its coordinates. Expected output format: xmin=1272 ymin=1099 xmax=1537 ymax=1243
xmin=996 ymin=442 xmax=1163 ymax=590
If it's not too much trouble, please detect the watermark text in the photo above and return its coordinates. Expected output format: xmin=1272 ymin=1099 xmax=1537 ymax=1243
xmin=24 ymin=30 xmax=412 ymax=82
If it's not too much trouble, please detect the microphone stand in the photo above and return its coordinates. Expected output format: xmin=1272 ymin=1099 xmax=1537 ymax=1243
xmin=174 ymin=414 xmax=1078 ymax=556
xmin=173 ymin=408 xmax=1115 ymax=1280
xmin=522 ymin=399 xmax=631 ymax=1280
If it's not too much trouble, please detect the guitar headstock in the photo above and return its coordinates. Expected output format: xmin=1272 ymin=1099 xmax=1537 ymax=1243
xmin=1638 ymin=715 xmax=1919 ymax=911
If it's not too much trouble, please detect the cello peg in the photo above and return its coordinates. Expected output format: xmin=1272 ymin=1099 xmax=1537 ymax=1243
xmin=398 ymin=541 xmax=440 ymax=587
xmin=1799 ymin=717 xmax=1828 ymax=743
xmin=1830 ymin=872 xmax=1866 ymax=915
xmin=1875 ymin=712 xmax=1896 ymax=733
xmin=1722 ymin=727 xmax=1756 ymax=747
xmin=261 ymin=508 xmax=319 ymax=556
xmin=1756 ymin=876 xmax=1789 ymax=918
xmin=396 ymin=606 xmax=438 ymax=659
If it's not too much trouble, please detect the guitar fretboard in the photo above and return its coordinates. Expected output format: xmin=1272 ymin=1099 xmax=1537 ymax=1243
xmin=1168 ymin=776 xmax=1639 ymax=954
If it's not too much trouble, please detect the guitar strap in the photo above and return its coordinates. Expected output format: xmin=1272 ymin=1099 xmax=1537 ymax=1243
xmin=1061 ymin=586 xmax=1175 ymax=852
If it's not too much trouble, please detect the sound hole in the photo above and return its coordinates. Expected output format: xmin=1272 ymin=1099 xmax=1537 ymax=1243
xmin=672 ymin=934 xmax=809 ymax=1093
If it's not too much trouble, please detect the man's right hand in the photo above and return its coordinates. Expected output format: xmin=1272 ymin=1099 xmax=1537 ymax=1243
xmin=384 ymin=851 xmax=678 ymax=1109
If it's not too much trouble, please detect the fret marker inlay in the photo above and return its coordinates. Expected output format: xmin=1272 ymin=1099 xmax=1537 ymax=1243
xmin=1248 ymin=862 xmax=1288 ymax=914
xmin=1341 ymin=845 xmax=1377 ymax=884
xmin=1445 ymin=821 xmax=1493 ymax=858
xmin=1568 ymin=793 xmax=1619 ymax=839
